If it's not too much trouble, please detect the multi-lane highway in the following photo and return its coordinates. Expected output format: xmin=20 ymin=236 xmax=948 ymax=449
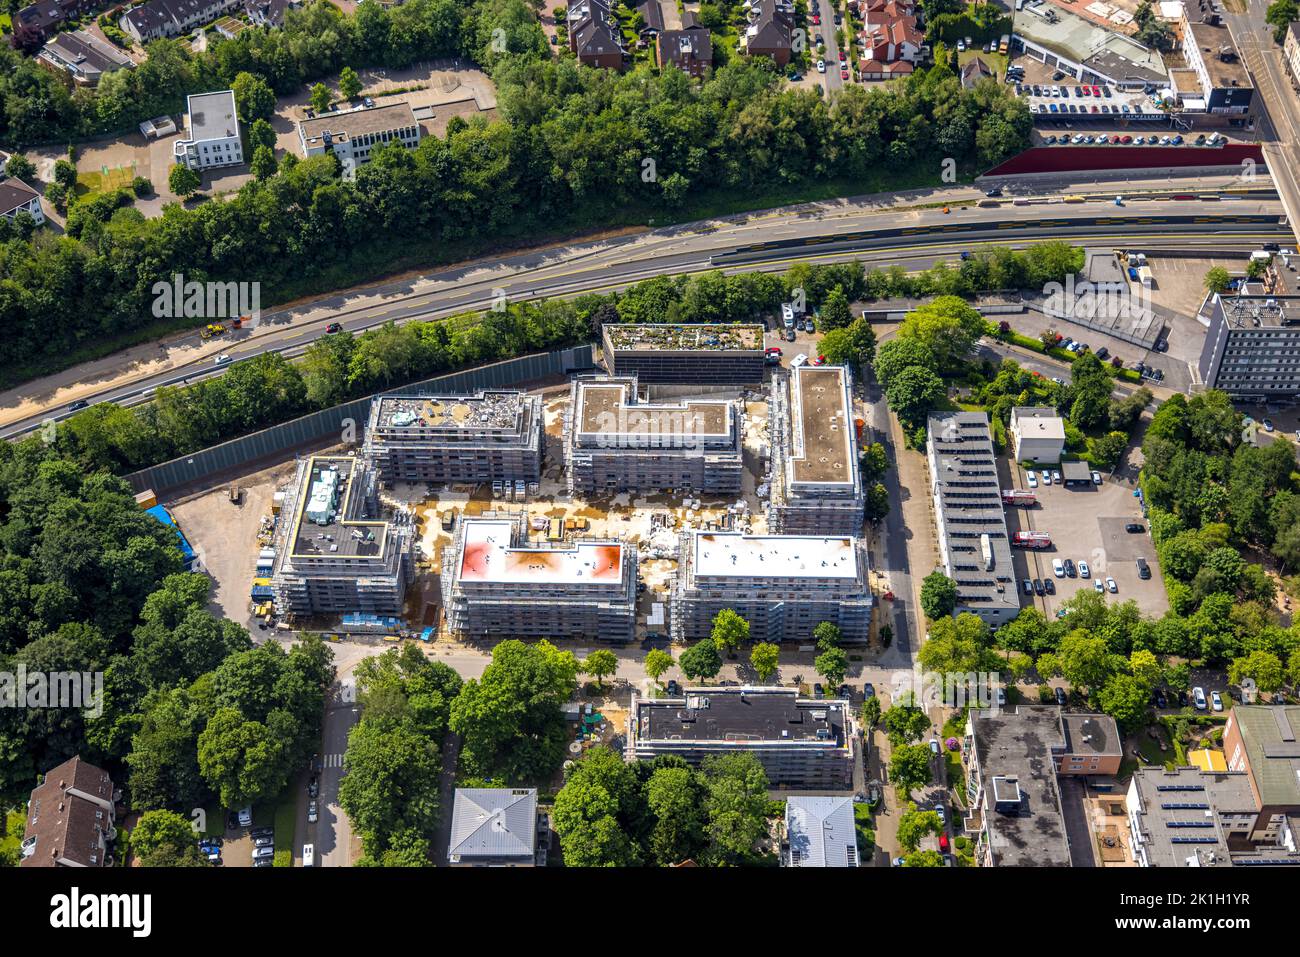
xmin=0 ymin=182 xmax=1288 ymax=438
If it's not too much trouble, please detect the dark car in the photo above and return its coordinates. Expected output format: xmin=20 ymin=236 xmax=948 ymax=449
xmin=838 ymin=684 xmax=851 ymax=699
xmin=1033 ymin=579 xmax=1044 ymax=596
xmin=863 ymin=682 xmax=875 ymax=698
xmin=985 ymin=187 xmax=1003 ymax=197
xmin=665 ymin=680 xmax=681 ymax=696
xmin=251 ymin=826 xmax=274 ymax=840
xmin=1125 ymin=523 xmax=1146 ymax=533
xmin=813 ymin=683 xmax=824 ymax=698
xmin=1154 ymin=689 xmax=1168 ymax=708
xmin=68 ymin=399 xmax=90 ymax=411
xmin=1137 ymin=557 xmax=1152 ymax=579
xmin=1178 ymin=690 xmax=1189 ymax=707
xmin=325 ymin=322 xmax=343 ymax=334
xmin=1055 ymin=686 xmax=1068 ymax=706
xmin=1043 ymin=578 xmax=1055 ymax=595
xmin=1063 ymin=558 xmax=1077 ymax=578
xmin=252 ymin=834 xmax=274 ymax=848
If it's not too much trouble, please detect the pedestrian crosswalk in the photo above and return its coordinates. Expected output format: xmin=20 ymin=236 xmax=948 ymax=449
xmin=322 ymin=753 xmax=345 ymax=769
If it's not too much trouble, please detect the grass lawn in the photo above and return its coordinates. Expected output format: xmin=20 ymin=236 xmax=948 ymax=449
xmin=202 ymin=803 xmax=224 ymax=839
xmin=75 ymin=165 xmax=136 ymax=203
xmin=958 ymin=49 xmax=1007 ymax=77
xmin=853 ymin=802 xmax=875 ymax=857
xmin=273 ymin=797 xmax=297 ymax=866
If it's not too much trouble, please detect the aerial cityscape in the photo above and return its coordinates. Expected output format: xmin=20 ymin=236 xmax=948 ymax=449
xmin=1 ymin=0 xmax=1300 ymax=918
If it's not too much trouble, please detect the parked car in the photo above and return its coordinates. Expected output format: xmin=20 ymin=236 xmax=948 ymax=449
xmin=1064 ymin=559 xmax=1076 ymax=577
xmin=1193 ymin=686 xmax=1208 ymax=711
xmin=1211 ymin=691 xmax=1224 ymax=712
xmin=308 ymin=777 xmax=319 ymax=799
xmin=1125 ymin=523 xmax=1145 ymax=533
xmin=1137 ymin=557 xmax=1152 ymax=579
xmin=237 ymin=806 xmax=253 ymax=828
xmin=1078 ymin=560 xmax=1090 ymax=578
xmin=996 ymin=686 xmax=1007 ymax=706
xmin=1027 ymin=471 xmax=1039 ymax=489
xmin=929 ymin=738 xmax=941 ymax=755
xmin=933 ymin=802 xmax=946 ymax=825
xmin=253 ymin=834 xmax=274 ymax=849
xmin=863 ymin=682 xmax=875 ymax=698
xmin=1041 ymin=469 xmax=1052 ymax=485
xmin=1023 ymin=578 xmax=1034 ymax=596
xmin=1043 ymin=578 xmax=1055 ymax=595
xmin=1052 ymin=558 xmax=1065 ymax=577
xmin=1091 ymin=470 xmax=1102 ymax=485
xmin=1154 ymin=689 xmax=1168 ymax=708
xmin=1093 ymin=577 xmax=1104 ymax=593
xmin=1033 ymin=579 xmax=1044 ymax=596
xmin=1055 ymin=686 xmax=1068 ymax=706
xmin=813 ymin=683 xmax=824 ymax=698
xmin=1051 ymin=470 xmax=1062 ymax=484
xmin=252 ymin=845 xmax=275 ymax=861
xmin=1105 ymin=576 xmax=1118 ymax=593
xmin=666 ymin=680 xmax=681 ymax=695
xmin=307 ymin=800 xmax=318 ymax=824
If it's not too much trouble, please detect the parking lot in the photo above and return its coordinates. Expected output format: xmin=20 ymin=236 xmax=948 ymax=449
xmin=999 ymin=457 xmax=1168 ymax=618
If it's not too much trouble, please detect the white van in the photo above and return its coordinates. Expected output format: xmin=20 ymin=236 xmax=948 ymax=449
xmin=302 ymin=844 xmax=315 ymax=867
xmin=1192 ymin=686 xmax=1207 ymax=711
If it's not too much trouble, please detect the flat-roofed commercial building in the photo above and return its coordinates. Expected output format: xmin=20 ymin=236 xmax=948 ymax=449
xmin=564 ymin=375 xmax=742 ymax=495
xmin=363 ymin=391 xmax=542 ymax=485
xmin=927 ymin=412 xmax=1019 ymax=627
xmin=768 ymin=365 xmax=866 ymax=536
xmin=269 ymin=455 xmax=415 ymax=617
xmin=174 ymin=90 xmax=243 ymax=171
xmin=670 ymin=530 xmax=871 ymax=643
xmin=1222 ymin=705 xmax=1300 ymax=840
xmin=441 ymin=516 xmax=638 ymax=642
xmin=627 ymin=687 xmax=856 ymax=789
xmin=1009 ymin=406 xmax=1065 ymax=464
xmin=1012 ymin=1 xmax=1167 ymax=87
xmin=1197 ymin=294 xmax=1300 ymax=400
xmin=297 ymin=102 xmax=424 ymax=179
xmin=601 ymin=323 xmax=766 ymax=385
xmin=1178 ymin=12 xmax=1253 ymax=117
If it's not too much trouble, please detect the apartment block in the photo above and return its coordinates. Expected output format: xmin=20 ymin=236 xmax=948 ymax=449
xmin=120 ymin=0 xmax=241 ymax=43
xmin=297 ymin=102 xmax=424 ymax=179
xmin=1126 ymin=765 xmax=1300 ymax=867
xmin=564 ymin=375 xmax=742 ymax=495
xmin=441 ymin=516 xmax=638 ymax=642
xmin=927 ymin=412 xmax=1020 ymax=627
xmin=1222 ymin=705 xmax=1300 ymax=839
xmin=21 ymin=757 xmax=117 ymax=868
xmin=363 ymin=391 xmax=542 ymax=485
xmin=963 ymin=706 xmax=1075 ymax=867
xmin=269 ymin=455 xmax=415 ymax=618
xmin=1009 ymin=406 xmax=1065 ymax=464
xmin=602 ymin=323 xmax=766 ymax=385
xmin=174 ymin=90 xmax=243 ymax=171
xmin=669 ymin=529 xmax=872 ymax=644
xmin=627 ymin=687 xmax=856 ymax=790
xmin=1287 ymin=23 xmax=1300 ymax=88
xmin=1197 ymin=293 xmax=1300 ymax=400
xmin=767 ymin=364 xmax=866 ymax=536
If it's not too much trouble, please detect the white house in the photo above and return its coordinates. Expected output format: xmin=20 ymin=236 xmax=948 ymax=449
xmin=296 ymin=102 xmax=424 ymax=180
xmin=120 ymin=0 xmax=242 ymax=43
xmin=0 ymin=177 xmax=46 ymax=227
xmin=1010 ymin=406 xmax=1066 ymax=464
xmin=174 ymin=90 xmax=244 ymax=171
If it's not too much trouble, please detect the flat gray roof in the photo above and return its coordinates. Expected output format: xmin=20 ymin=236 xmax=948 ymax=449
xmin=186 ymin=90 xmax=238 ymax=142
xmin=639 ymin=688 xmax=848 ymax=746
xmin=604 ymin=323 xmax=764 ymax=353
xmin=300 ymin=101 xmax=418 ymax=146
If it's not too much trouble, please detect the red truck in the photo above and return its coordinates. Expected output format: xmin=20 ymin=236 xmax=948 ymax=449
xmin=1001 ymin=490 xmax=1037 ymax=507
xmin=1012 ymin=531 xmax=1052 ymax=549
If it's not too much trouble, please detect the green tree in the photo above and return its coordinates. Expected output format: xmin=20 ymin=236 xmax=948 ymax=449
xmin=814 ymin=647 xmax=849 ymax=686
xmin=710 ymin=608 xmax=749 ymax=656
xmin=896 ymin=802 xmax=942 ymax=852
xmin=168 ymin=163 xmax=201 ymax=198
xmin=889 ymin=743 xmax=934 ymax=798
xmin=131 ymin=809 xmax=205 ymax=867
xmin=885 ymin=365 xmax=946 ymax=427
xmin=819 ymin=318 xmax=877 ymax=366
xmin=818 ymin=285 xmax=853 ymax=331
xmin=897 ymin=295 xmax=986 ymax=370
xmin=1097 ymin=673 xmax=1151 ymax=732
xmin=701 ymin=753 xmax=771 ymax=866
xmin=250 ymin=145 xmax=278 ymax=182
xmin=247 ymin=117 xmax=276 ymax=154
xmin=1089 ymin=431 xmax=1130 ymax=471
xmin=4 ymin=154 xmax=36 ymax=180
xmin=338 ymin=719 xmax=441 ymax=859
xmin=310 ymin=82 xmax=332 ymax=114
xmin=873 ymin=337 xmax=936 ymax=388
xmin=1057 ymin=630 xmax=1117 ymax=695
xmin=813 ymin=621 xmax=842 ymax=650
xmin=920 ymin=570 xmax=958 ymax=620
xmin=882 ymin=696 xmax=930 ymax=747
xmin=1203 ymin=266 xmax=1232 ymax=294
xmin=1128 ymin=649 xmax=1162 ymax=689
xmin=679 ymin=640 xmax=723 ymax=683
xmin=449 ymin=640 xmax=578 ymax=781
xmin=644 ymin=648 xmax=674 ymax=686
xmin=1267 ymin=0 xmax=1298 ymax=42
xmin=750 ymin=642 xmax=780 ymax=682
xmin=645 ymin=764 xmax=706 ymax=866
xmin=582 ymin=649 xmax=619 ymax=691
xmin=1229 ymin=650 xmax=1284 ymax=693
xmin=863 ymin=695 xmax=882 ymax=728
xmin=232 ymin=71 xmax=276 ymax=123
xmin=339 ymin=66 xmax=363 ymax=101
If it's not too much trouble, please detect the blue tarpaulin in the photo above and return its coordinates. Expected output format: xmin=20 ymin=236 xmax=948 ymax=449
xmin=146 ymin=504 xmax=197 ymax=571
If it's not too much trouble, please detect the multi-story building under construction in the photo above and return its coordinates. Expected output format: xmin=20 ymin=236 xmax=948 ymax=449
xmin=669 ymin=529 xmax=872 ymax=644
xmin=441 ymin=516 xmax=638 ymax=642
xmin=269 ymin=455 xmax=415 ymax=617
xmin=767 ymin=364 xmax=865 ymax=536
xmin=363 ymin=391 xmax=542 ymax=484
xmin=564 ymin=374 xmax=743 ymax=495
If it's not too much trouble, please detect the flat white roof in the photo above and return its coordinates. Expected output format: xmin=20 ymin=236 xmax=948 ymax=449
xmin=1012 ymin=408 xmax=1066 ymax=441
xmin=692 ymin=531 xmax=859 ymax=579
xmin=458 ymin=519 xmax=624 ymax=585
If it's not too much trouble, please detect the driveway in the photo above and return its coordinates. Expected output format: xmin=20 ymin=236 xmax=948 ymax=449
xmin=1059 ymin=776 xmax=1098 ymax=867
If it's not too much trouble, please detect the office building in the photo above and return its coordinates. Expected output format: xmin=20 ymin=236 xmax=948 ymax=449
xmin=564 ymin=374 xmax=742 ymax=495
xmin=1176 ymin=11 xmax=1253 ymax=118
xmin=626 ymin=687 xmax=856 ymax=789
xmin=1222 ymin=705 xmax=1300 ymax=835
xmin=670 ymin=529 xmax=872 ymax=643
xmin=297 ymin=102 xmax=424 ymax=179
xmin=927 ymin=412 xmax=1020 ymax=626
xmin=1012 ymin=1 xmax=1167 ymax=88
xmin=767 ymin=364 xmax=866 ymax=536
xmin=601 ymin=323 xmax=766 ymax=385
xmin=269 ymin=455 xmax=415 ymax=618
xmin=20 ymin=757 xmax=116 ymax=868
xmin=173 ymin=90 xmax=243 ymax=171
xmin=363 ymin=391 xmax=542 ymax=485
xmin=441 ymin=516 xmax=638 ymax=642
xmin=1197 ymin=293 xmax=1300 ymax=400
xmin=1009 ymin=406 xmax=1065 ymax=464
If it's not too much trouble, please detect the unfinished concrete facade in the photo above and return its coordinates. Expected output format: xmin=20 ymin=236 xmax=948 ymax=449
xmin=270 ymin=455 xmax=415 ymax=617
xmin=441 ymin=515 xmax=638 ymax=642
xmin=767 ymin=365 xmax=865 ymax=536
xmin=564 ymin=374 xmax=743 ymax=495
xmin=670 ymin=529 xmax=872 ymax=644
xmin=363 ymin=391 xmax=542 ymax=484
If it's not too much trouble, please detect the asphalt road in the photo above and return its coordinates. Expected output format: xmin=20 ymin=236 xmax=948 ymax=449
xmin=316 ymin=678 xmax=359 ymax=868
xmin=0 ymin=182 xmax=1287 ymax=439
